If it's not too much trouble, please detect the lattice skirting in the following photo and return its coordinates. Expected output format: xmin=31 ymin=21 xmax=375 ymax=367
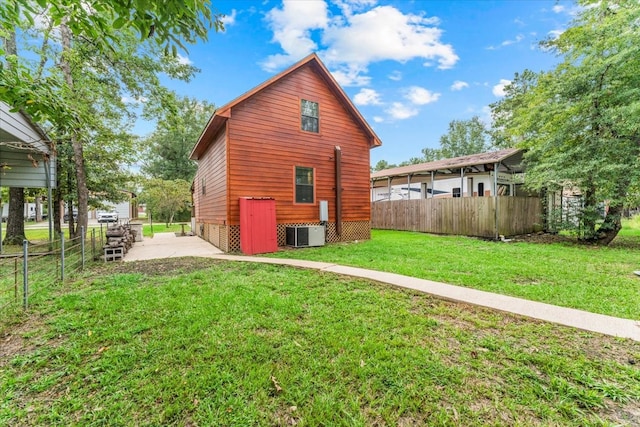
xmin=276 ymin=221 xmax=370 ymax=246
xmin=197 ymin=222 xmax=230 ymax=252
xmin=198 ymin=221 xmax=370 ymax=253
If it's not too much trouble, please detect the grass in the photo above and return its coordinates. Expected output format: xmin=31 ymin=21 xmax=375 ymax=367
xmin=1 ymin=258 xmax=639 ymax=426
xmin=1 ymin=223 xmax=191 ymax=242
xmin=266 ymin=228 xmax=640 ymax=320
xmin=143 ymin=222 xmax=191 ymax=238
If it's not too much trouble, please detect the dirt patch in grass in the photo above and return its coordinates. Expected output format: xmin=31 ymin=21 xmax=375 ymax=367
xmin=0 ymin=313 xmax=64 ymax=365
xmin=93 ymin=256 xmax=221 ymax=277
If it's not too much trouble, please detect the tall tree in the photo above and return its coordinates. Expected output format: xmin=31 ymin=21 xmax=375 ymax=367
xmin=372 ymin=160 xmax=396 ymax=172
xmin=142 ymin=96 xmax=215 ymax=181
xmin=140 ymin=178 xmax=191 ymax=226
xmin=492 ymin=0 xmax=640 ymax=244
xmin=436 ymin=116 xmax=493 ymax=160
xmin=1 ymin=26 xmax=27 ymax=245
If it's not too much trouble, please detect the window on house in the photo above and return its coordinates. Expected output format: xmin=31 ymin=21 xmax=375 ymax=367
xmin=452 ymin=187 xmax=461 ymax=198
xmin=301 ymin=99 xmax=319 ymax=133
xmin=478 ymin=182 xmax=484 ymax=197
xmin=295 ymin=166 xmax=314 ymax=203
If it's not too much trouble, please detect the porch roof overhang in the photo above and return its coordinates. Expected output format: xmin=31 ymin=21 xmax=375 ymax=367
xmin=371 ymin=148 xmax=524 ymax=188
xmin=0 ymin=101 xmax=56 ymax=189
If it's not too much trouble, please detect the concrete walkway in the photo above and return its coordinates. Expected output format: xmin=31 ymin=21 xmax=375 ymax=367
xmin=125 ymin=233 xmax=640 ymax=342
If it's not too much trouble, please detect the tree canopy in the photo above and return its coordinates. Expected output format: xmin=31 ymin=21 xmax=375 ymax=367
xmin=142 ymin=96 xmax=215 ymax=181
xmin=491 ymin=0 xmax=640 ymax=244
xmin=140 ymin=178 xmax=191 ymax=226
xmin=374 ymin=116 xmax=496 ymax=170
xmin=0 ymin=1 xmax=224 ymax=238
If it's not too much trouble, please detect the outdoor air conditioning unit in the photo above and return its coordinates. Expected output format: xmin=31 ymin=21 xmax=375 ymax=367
xmin=286 ymin=226 xmax=325 ymax=247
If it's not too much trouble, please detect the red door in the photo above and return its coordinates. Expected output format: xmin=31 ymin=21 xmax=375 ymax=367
xmin=239 ymin=197 xmax=277 ymax=255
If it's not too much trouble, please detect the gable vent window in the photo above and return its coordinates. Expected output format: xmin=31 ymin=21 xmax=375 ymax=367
xmin=301 ymin=99 xmax=319 ymax=133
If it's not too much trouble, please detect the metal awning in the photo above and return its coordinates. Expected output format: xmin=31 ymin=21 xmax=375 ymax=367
xmin=371 ymin=148 xmax=523 ymax=187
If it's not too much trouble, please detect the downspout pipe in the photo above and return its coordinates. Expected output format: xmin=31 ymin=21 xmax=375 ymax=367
xmin=335 ymin=146 xmax=342 ymax=237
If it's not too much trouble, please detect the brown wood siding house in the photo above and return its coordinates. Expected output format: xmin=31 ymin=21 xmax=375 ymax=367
xmin=190 ymin=53 xmax=381 ymax=252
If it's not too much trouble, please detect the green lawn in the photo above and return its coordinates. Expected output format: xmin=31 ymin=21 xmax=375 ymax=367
xmin=1 ymin=259 xmax=639 ymax=426
xmin=266 ymin=228 xmax=640 ymax=320
xmin=1 ymin=223 xmax=191 ymax=242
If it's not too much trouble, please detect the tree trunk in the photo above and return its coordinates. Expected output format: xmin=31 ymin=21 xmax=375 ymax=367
xmin=35 ymin=195 xmax=42 ymax=222
xmin=596 ymin=203 xmax=622 ymax=246
xmin=60 ymin=22 xmax=88 ymax=238
xmin=1 ymin=28 xmax=25 ymax=245
xmin=580 ymin=184 xmax=598 ymax=241
xmin=3 ymin=187 xmax=26 ymax=245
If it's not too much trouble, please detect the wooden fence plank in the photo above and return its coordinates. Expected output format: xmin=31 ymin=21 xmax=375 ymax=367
xmin=371 ymin=197 xmax=543 ymax=238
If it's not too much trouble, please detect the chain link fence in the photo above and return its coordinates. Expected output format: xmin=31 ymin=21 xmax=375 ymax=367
xmin=0 ymin=226 xmax=105 ymax=314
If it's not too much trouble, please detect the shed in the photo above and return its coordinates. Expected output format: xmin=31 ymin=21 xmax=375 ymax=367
xmin=190 ymin=53 xmax=381 ymax=252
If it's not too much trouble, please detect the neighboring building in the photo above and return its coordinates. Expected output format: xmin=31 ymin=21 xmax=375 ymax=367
xmin=371 ymin=149 xmax=528 ymax=201
xmin=89 ymin=191 xmax=139 ymax=222
xmin=190 ymin=53 xmax=381 ymax=252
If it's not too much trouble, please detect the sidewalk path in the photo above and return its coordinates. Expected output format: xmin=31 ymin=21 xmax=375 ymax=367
xmin=125 ymin=233 xmax=640 ymax=342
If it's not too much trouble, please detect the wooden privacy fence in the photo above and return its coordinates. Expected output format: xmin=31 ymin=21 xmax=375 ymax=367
xmin=371 ymin=197 xmax=543 ymax=238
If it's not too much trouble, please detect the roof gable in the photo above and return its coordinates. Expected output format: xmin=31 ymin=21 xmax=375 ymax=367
xmin=190 ymin=53 xmax=381 ymax=160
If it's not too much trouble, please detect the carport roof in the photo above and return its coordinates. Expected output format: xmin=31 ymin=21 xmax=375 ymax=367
xmin=371 ymin=148 xmax=524 ymax=181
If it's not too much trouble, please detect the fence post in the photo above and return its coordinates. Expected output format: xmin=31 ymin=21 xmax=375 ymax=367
xmin=23 ymin=239 xmax=29 ymax=310
xmin=91 ymin=228 xmax=96 ymax=261
xmin=81 ymin=226 xmax=86 ymax=270
xmin=14 ymin=258 xmax=18 ymax=301
xmin=60 ymin=232 xmax=65 ymax=283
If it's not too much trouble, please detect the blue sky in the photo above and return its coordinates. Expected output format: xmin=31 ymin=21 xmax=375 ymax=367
xmin=155 ymin=0 xmax=577 ymax=166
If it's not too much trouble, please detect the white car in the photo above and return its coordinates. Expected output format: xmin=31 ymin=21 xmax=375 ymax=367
xmin=97 ymin=211 xmax=119 ymax=223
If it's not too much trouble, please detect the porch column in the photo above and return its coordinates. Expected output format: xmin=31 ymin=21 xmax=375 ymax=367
xmin=407 ymin=174 xmax=412 ymax=200
xmin=460 ymin=168 xmax=464 ymax=197
xmin=387 ymin=177 xmax=391 ymax=201
xmin=430 ymin=171 xmax=435 ymax=198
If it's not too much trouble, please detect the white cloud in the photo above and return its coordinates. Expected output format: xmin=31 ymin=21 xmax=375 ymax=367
xmin=354 ymin=88 xmax=382 ymax=106
xmin=404 ymin=86 xmax=440 ymax=105
xmin=548 ymin=29 xmax=564 ymax=40
xmin=501 ymin=34 xmax=524 ymax=46
xmin=514 ymin=18 xmax=525 ymax=26
xmin=488 ymin=34 xmax=525 ymax=50
xmin=492 ymin=79 xmax=511 ymax=97
xmin=176 ymin=53 xmax=192 ymax=65
xmin=121 ymin=96 xmax=148 ymax=104
xmin=552 ymin=5 xmax=565 ymax=13
xmin=261 ymin=1 xmax=329 ymax=71
xmin=323 ymin=6 xmax=457 ymax=70
xmin=386 ymin=102 xmax=418 ymax=120
xmin=330 ymin=64 xmax=371 ymax=87
xmin=373 ymin=116 xmax=384 ymax=123
xmin=450 ymin=80 xmax=469 ymax=91
xmin=388 ymin=70 xmax=402 ymax=81
xmin=221 ymin=9 xmax=237 ymax=27
xmin=262 ymin=2 xmax=458 ymax=83
xmin=333 ymin=0 xmax=378 ymax=17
